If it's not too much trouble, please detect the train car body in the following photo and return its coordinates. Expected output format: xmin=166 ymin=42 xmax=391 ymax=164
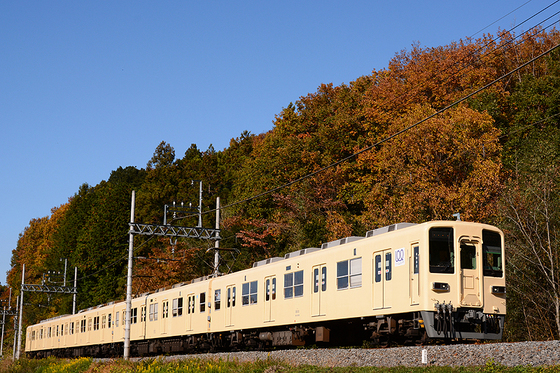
xmin=25 ymin=220 xmax=506 ymax=357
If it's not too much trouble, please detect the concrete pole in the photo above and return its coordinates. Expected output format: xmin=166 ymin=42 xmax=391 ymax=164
xmin=1 ymin=305 xmax=5 ymax=357
xmin=12 ymin=291 xmax=18 ymax=359
xmin=198 ymin=181 xmax=203 ymax=227
xmin=213 ymin=197 xmax=220 ymax=277
xmin=16 ymin=264 xmax=24 ymax=359
xmin=0 ymin=288 xmax=10 ymax=358
xmin=124 ymin=191 xmax=135 ymax=360
xmin=72 ymin=266 xmax=77 ymax=314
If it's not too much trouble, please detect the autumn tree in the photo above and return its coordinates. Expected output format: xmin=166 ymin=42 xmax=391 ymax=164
xmin=498 ymin=51 xmax=560 ymax=341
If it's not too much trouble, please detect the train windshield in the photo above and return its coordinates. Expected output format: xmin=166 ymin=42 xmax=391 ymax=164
xmin=429 ymin=227 xmax=454 ymax=273
xmin=483 ymin=230 xmax=503 ymax=277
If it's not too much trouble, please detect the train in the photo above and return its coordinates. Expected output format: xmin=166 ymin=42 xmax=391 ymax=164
xmin=25 ymin=220 xmax=506 ymax=358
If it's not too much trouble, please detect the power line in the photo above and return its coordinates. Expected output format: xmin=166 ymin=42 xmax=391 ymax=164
xmin=215 ymin=41 xmax=560 ymax=214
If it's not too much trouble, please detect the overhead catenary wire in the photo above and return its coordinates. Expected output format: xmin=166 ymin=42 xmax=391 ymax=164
xmin=45 ymin=3 xmax=560 ymax=284
xmin=215 ymin=41 xmax=560 ymax=214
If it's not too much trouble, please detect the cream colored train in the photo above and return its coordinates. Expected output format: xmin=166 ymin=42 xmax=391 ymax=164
xmin=25 ymin=220 xmax=506 ymax=357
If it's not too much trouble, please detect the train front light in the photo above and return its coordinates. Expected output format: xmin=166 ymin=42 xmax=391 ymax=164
xmin=432 ymin=282 xmax=450 ymax=292
xmin=491 ymin=286 xmax=506 ymax=294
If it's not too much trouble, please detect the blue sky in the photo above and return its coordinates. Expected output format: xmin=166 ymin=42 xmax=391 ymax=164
xmin=1 ymin=1 xmax=558 ymax=286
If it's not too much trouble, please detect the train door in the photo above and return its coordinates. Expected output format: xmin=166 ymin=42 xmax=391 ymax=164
xmin=312 ymin=264 xmax=327 ymax=317
xmin=409 ymin=244 xmax=420 ymax=305
xmin=373 ymin=249 xmax=392 ymax=310
xmin=459 ymin=238 xmax=482 ymax=307
xmin=226 ymin=285 xmax=236 ymax=327
xmin=186 ymin=293 xmax=195 ymax=331
xmin=162 ymin=299 xmax=169 ymax=335
xmin=264 ymin=276 xmax=276 ymax=322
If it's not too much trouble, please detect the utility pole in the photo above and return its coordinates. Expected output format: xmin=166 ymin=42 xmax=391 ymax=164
xmin=16 ymin=264 xmax=24 ymax=360
xmin=15 ymin=263 xmax=78 ymax=359
xmin=123 ymin=190 xmax=135 ymax=360
xmin=124 ymin=188 xmax=221 ymax=359
xmin=0 ymin=289 xmax=15 ymax=358
xmin=213 ymin=197 xmax=220 ymax=277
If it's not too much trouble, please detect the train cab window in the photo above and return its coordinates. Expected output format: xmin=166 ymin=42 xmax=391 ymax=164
xmin=337 ymin=257 xmax=362 ymax=289
xmin=214 ymin=290 xmax=221 ymax=310
xmin=483 ymin=230 xmax=503 ymax=277
xmin=460 ymin=242 xmax=477 ymax=270
xmin=284 ymin=270 xmax=303 ymax=299
xmin=242 ymin=280 xmax=258 ymax=305
xmin=429 ymin=228 xmax=454 ymax=273
xmin=172 ymin=297 xmax=184 ymax=317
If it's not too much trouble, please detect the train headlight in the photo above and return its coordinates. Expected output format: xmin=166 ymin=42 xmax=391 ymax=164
xmin=491 ymin=286 xmax=506 ymax=294
xmin=432 ymin=282 xmax=450 ymax=292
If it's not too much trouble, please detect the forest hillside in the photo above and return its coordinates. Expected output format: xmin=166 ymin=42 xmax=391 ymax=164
xmin=3 ymin=28 xmax=560 ymax=346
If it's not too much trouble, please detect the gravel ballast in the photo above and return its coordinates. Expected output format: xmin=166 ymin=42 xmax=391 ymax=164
xmin=158 ymin=340 xmax=560 ymax=367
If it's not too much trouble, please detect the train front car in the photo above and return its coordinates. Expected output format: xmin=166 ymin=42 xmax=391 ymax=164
xmin=420 ymin=221 xmax=506 ymax=340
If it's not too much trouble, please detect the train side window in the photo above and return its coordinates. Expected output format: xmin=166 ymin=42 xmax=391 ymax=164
xmin=140 ymin=306 xmax=146 ymax=322
xmin=374 ymin=255 xmax=382 ymax=283
xmin=214 ymin=289 xmax=221 ymax=310
xmin=242 ymin=281 xmax=258 ymax=305
xmin=385 ymin=252 xmax=392 ymax=281
xmin=322 ymin=267 xmax=327 ymax=291
xmin=200 ymin=292 xmax=206 ymax=312
xmin=337 ymin=258 xmax=362 ymax=289
xmin=314 ymin=268 xmax=319 ymax=293
xmin=131 ymin=307 xmax=138 ymax=324
xmin=81 ymin=320 xmax=86 ymax=333
xmin=149 ymin=303 xmax=159 ymax=321
xmin=227 ymin=287 xmax=236 ymax=307
xmin=429 ymin=227 xmax=454 ymax=273
xmin=108 ymin=313 xmax=112 ymax=328
xmin=413 ymin=246 xmax=420 ymax=274
xmin=163 ymin=301 xmax=169 ymax=318
xmin=115 ymin=311 xmax=120 ymax=327
xmin=101 ymin=315 xmax=106 ymax=329
xmin=94 ymin=316 xmax=100 ymax=331
xmin=284 ymin=270 xmax=304 ymax=298
xmin=47 ymin=327 xmax=51 ymax=338
xmin=172 ymin=297 xmax=183 ymax=317
xmin=483 ymin=230 xmax=503 ymax=277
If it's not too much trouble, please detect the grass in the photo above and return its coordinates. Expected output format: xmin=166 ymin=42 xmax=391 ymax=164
xmin=0 ymin=357 xmax=559 ymax=373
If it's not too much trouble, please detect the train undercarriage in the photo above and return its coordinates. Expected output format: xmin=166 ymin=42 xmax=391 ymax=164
xmin=27 ymin=310 xmax=504 ymax=359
